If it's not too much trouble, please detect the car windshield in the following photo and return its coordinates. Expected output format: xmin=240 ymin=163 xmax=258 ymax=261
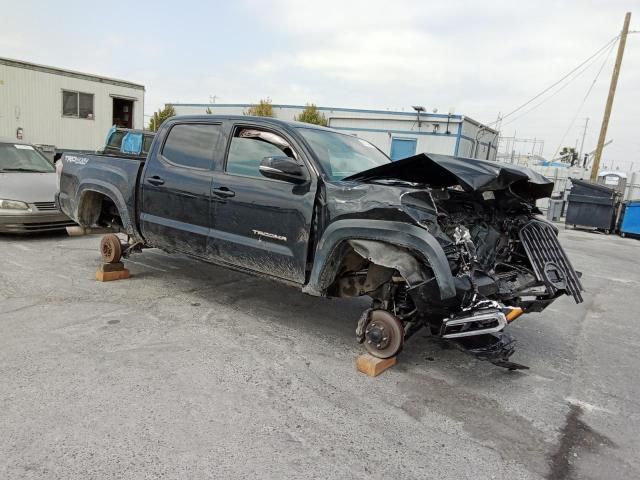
xmin=297 ymin=128 xmax=390 ymax=180
xmin=0 ymin=143 xmax=55 ymax=173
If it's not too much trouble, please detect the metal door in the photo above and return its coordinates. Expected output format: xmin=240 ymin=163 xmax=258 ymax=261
xmin=207 ymin=124 xmax=316 ymax=284
xmin=140 ymin=122 xmax=223 ymax=256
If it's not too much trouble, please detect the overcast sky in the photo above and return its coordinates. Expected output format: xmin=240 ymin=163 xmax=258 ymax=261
xmin=2 ymin=0 xmax=638 ymax=169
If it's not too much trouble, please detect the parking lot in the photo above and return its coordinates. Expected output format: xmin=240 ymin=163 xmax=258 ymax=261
xmin=1 ymin=228 xmax=639 ymax=479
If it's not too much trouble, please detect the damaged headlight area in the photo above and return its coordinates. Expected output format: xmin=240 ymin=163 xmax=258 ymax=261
xmin=327 ymin=154 xmax=584 ymax=370
xmin=333 ymin=187 xmax=582 ymax=370
xmin=413 ymin=188 xmax=583 ymax=368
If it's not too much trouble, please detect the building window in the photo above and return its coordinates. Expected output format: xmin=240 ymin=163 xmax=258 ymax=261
xmin=62 ymin=90 xmax=94 ymax=119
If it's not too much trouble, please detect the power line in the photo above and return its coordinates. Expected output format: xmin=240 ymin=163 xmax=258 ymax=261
xmin=499 ymin=41 xmax=615 ymax=128
xmin=550 ymin=38 xmax=618 ymax=161
xmin=491 ymin=35 xmax=620 ymax=126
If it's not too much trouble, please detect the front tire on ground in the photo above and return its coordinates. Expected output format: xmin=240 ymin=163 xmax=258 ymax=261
xmin=363 ymin=310 xmax=404 ymax=359
xmin=100 ymin=234 xmax=122 ymax=263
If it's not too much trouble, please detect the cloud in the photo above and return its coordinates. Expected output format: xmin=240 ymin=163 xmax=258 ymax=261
xmin=1 ymin=0 xmax=638 ymax=167
xmin=247 ymin=0 xmax=639 ymax=166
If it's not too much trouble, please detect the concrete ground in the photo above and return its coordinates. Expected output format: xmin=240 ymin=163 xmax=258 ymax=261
xmin=1 ymin=227 xmax=639 ymax=480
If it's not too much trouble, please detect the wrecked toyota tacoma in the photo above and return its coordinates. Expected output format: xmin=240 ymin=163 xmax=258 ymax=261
xmin=57 ymin=116 xmax=583 ymax=369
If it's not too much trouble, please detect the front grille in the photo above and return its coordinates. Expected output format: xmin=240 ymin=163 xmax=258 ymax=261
xmin=519 ymin=220 xmax=584 ymax=303
xmin=1 ymin=219 xmax=76 ymax=233
xmin=22 ymin=220 xmax=75 ymax=231
xmin=33 ymin=201 xmax=58 ymax=211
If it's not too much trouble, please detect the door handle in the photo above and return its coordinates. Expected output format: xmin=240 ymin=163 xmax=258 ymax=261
xmin=147 ymin=175 xmax=165 ymax=186
xmin=212 ymin=186 xmax=235 ymax=198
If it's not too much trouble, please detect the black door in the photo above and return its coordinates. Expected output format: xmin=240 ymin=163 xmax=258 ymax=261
xmin=141 ymin=122 xmax=224 ymax=256
xmin=208 ymin=124 xmax=317 ymax=284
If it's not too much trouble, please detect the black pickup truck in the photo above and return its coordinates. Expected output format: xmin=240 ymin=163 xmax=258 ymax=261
xmin=57 ymin=115 xmax=583 ymax=369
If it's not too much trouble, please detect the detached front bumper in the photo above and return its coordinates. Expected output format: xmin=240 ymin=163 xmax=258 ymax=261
xmin=0 ymin=210 xmax=75 ymax=233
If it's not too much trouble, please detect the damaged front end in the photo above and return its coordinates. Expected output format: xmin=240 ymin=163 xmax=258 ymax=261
xmin=336 ymin=154 xmax=584 ymax=369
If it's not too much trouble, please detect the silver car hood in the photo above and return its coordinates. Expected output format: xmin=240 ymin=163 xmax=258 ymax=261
xmin=0 ymin=172 xmax=59 ymax=203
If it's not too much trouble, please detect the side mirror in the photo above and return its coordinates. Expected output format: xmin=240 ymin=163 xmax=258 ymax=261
xmin=259 ymin=156 xmax=307 ymax=184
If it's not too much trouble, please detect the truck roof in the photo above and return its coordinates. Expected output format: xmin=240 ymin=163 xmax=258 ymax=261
xmin=168 ymin=115 xmax=338 ymax=133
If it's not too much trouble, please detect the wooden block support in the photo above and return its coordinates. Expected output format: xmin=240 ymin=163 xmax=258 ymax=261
xmin=96 ymin=263 xmax=130 ymax=282
xmin=356 ymin=353 xmax=397 ymax=377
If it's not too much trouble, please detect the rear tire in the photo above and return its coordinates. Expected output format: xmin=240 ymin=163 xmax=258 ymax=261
xmin=100 ymin=234 xmax=122 ymax=264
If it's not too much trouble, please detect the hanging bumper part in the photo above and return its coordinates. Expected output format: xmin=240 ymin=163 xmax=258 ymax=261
xmin=440 ymin=305 xmax=507 ymax=339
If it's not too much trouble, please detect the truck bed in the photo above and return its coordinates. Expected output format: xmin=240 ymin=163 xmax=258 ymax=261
xmin=57 ymin=152 xmax=146 ymax=239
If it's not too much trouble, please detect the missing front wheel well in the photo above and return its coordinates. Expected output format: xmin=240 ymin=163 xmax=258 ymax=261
xmin=328 ymin=240 xmax=431 ymax=300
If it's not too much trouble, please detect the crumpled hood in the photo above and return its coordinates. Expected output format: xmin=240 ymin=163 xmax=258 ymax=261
xmin=0 ymin=172 xmax=59 ymax=203
xmin=344 ymin=153 xmax=554 ymax=200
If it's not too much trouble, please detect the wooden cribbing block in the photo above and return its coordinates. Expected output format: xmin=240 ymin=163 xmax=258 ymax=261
xmin=356 ymin=353 xmax=397 ymax=377
xmin=96 ymin=262 xmax=130 ymax=282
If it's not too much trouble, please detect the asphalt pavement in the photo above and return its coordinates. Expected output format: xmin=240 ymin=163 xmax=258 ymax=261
xmin=1 ymin=227 xmax=639 ymax=479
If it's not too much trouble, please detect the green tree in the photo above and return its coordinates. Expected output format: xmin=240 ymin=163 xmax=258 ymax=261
xmin=294 ymin=104 xmax=328 ymax=126
xmin=149 ymin=105 xmax=176 ymax=132
xmin=559 ymin=146 xmax=579 ymax=166
xmin=245 ymin=98 xmax=274 ymax=117
xmin=205 ymin=107 xmax=213 ymax=114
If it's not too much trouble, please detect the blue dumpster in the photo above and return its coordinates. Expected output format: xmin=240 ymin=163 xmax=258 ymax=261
xmin=620 ymin=201 xmax=640 ymax=237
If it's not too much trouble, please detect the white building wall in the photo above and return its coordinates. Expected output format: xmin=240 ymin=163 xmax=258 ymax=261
xmin=0 ymin=60 xmax=144 ymax=151
xmin=460 ymin=118 xmax=499 ymax=160
xmin=456 ymin=137 xmax=475 ymax=158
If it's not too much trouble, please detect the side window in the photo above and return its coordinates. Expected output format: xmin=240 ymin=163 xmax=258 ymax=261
xmin=162 ymin=124 xmax=223 ymax=170
xmin=226 ymin=128 xmax=295 ymax=178
xmin=142 ymin=135 xmax=154 ymax=153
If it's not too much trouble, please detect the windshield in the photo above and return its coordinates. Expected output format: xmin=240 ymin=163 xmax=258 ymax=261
xmin=0 ymin=143 xmax=55 ymax=173
xmin=297 ymin=128 xmax=390 ymax=180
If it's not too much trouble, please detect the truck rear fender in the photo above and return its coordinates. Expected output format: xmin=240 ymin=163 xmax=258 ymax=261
xmin=76 ymin=181 xmax=141 ymax=241
xmin=303 ymin=219 xmax=456 ymax=300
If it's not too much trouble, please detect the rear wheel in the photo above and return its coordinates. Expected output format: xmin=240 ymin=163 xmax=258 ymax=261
xmin=100 ymin=234 xmax=122 ymax=264
xmin=363 ymin=310 xmax=404 ymax=359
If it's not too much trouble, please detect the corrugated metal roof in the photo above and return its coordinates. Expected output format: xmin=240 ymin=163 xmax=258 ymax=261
xmin=169 ymin=103 xmax=498 ymax=135
xmin=169 ymin=102 xmax=463 ymax=120
xmin=0 ymin=56 xmax=145 ymax=90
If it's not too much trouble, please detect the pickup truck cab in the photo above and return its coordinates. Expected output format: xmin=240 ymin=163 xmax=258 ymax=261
xmin=57 ymin=115 xmax=583 ymax=369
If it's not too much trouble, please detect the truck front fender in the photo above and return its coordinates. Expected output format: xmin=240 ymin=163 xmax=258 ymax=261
xmin=303 ymin=219 xmax=456 ymax=300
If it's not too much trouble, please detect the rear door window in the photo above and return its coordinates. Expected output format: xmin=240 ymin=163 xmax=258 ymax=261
xmin=162 ymin=123 xmax=223 ymax=170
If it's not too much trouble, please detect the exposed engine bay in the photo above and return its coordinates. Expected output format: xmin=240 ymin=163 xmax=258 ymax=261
xmin=333 ymin=153 xmax=584 ymax=370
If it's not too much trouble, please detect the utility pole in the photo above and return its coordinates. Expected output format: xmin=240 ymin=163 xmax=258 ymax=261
xmin=591 ymin=12 xmax=631 ymax=181
xmin=578 ymin=117 xmax=589 ymax=164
